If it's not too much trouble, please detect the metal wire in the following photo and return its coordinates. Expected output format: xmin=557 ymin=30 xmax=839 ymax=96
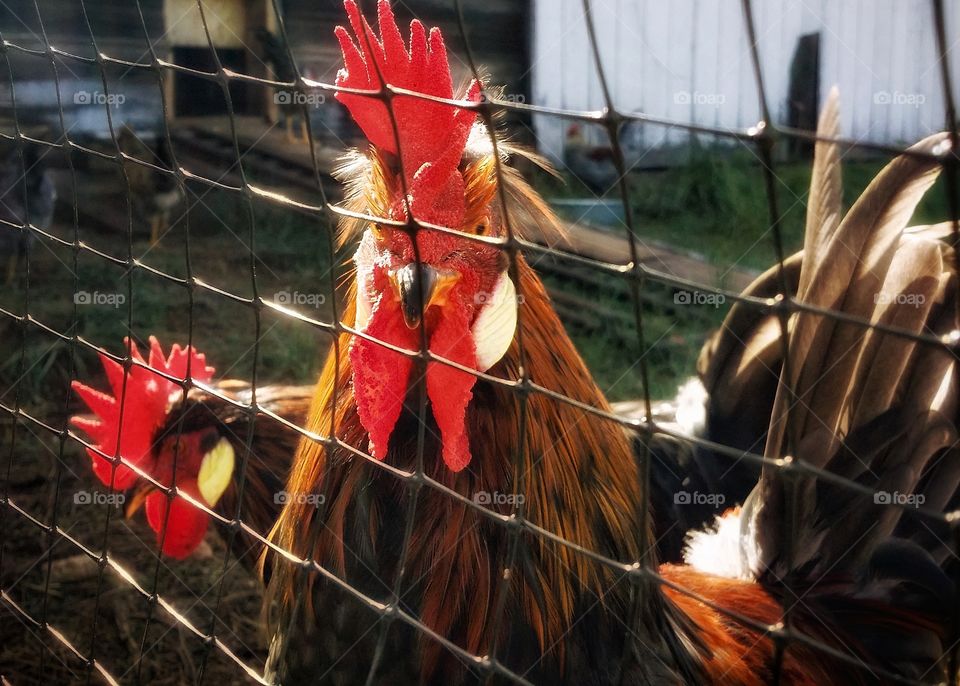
xmin=0 ymin=1 xmax=958 ymax=685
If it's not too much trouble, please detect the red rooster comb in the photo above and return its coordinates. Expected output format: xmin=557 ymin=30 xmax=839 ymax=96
xmin=71 ymin=336 xmax=215 ymax=491
xmin=335 ymin=0 xmax=481 ymax=228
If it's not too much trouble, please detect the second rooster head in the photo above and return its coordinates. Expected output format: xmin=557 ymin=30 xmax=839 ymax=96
xmin=71 ymin=336 xmax=237 ymax=559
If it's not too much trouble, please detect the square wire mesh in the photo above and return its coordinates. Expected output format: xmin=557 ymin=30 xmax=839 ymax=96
xmin=0 ymin=0 xmax=958 ymax=684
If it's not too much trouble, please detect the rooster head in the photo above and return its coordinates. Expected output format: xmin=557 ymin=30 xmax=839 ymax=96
xmin=70 ymin=337 xmax=236 ymax=559
xmin=336 ymin=0 xmax=517 ymax=472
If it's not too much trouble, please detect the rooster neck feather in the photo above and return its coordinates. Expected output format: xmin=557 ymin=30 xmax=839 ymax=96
xmin=266 ymin=249 xmax=661 ymax=677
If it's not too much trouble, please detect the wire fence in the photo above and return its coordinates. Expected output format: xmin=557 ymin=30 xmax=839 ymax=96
xmin=0 ymin=0 xmax=959 ymax=684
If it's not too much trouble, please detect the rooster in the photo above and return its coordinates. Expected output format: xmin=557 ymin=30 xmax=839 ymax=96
xmin=563 ymin=123 xmax=618 ymax=196
xmin=256 ymin=27 xmax=309 ymax=144
xmin=639 ymin=242 xmax=801 ymax=560
xmin=71 ymin=336 xmax=311 ymax=564
xmin=262 ymin=3 xmax=959 ymax=684
xmin=117 ymin=126 xmax=183 ymax=245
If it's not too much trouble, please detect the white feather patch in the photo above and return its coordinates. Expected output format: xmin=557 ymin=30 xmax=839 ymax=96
xmin=472 ymin=272 xmax=518 ymax=371
xmin=683 ymin=509 xmax=758 ymax=580
xmin=674 ymin=377 xmax=708 ymax=437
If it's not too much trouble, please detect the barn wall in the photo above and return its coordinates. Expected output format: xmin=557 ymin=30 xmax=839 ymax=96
xmin=532 ymin=0 xmax=960 ymax=165
xmin=165 ymin=0 xmax=248 ymax=48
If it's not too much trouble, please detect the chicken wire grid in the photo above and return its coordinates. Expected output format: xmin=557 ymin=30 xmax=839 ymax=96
xmin=0 ymin=0 xmax=959 ymax=684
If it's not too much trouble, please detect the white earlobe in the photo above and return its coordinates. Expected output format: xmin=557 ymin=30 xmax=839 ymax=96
xmin=354 ymin=263 xmax=373 ymax=331
xmin=472 ymin=272 xmax=518 ymax=372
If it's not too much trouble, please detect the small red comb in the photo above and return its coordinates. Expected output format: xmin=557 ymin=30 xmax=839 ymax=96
xmin=335 ymin=0 xmax=481 ymax=228
xmin=71 ymin=336 xmax=215 ymax=490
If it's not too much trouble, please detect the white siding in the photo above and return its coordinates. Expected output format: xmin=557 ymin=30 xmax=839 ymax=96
xmin=532 ymin=0 xmax=960 ymax=164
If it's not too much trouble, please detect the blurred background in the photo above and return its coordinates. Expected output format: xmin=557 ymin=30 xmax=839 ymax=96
xmin=0 ymin=0 xmax=958 ymax=683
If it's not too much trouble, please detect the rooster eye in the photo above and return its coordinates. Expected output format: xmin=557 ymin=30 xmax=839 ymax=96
xmin=474 ymin=219 xmax=489 ymax=235
xmin=370 ymin=224 xmax=387 ymax=242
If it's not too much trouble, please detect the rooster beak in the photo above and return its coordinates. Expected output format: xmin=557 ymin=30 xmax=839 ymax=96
xmin=389 ymin=264 xmax=459 ymax=329
xmin=197 ymin=438 xmax=235 ymax=507
xmin=124 ymin=481 xmax=153 ymax=519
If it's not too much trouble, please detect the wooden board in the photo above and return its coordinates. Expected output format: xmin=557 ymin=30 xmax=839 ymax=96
xmin=547 ymin=221 xmax=758 ymax=293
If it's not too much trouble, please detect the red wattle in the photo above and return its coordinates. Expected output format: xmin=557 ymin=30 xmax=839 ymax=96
xmin=350 ymin=296 xmax=416 ymax=460
xmin=426 ymin=304 xmax=477 ymax=472
xmin=145 ymin=481 xmax=209 ymax=560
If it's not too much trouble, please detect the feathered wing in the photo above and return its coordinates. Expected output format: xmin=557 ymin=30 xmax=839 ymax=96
xmin=697 ymin=88 xmax=841 ymax=463
xmin=732 ymin=129 xmax=960 ymax=679
xmin=694 ymin=255 xmax=802 ymax=450
xmin=763 ymin=131 xmax=949 ymax=465
xmin=797 ymin=86 xmax=843 ymax=300
xmin=751 ymin=131 xmax=954 ymax=574
xmin=644 ymin=93 xmax=844 ymax=559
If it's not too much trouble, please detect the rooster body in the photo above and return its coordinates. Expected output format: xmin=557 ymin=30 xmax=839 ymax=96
xmin=265 ymin=259 xmax=695 ymax=684
xmin=264 ymin=5 xmax=959 ymax=684
xmin=117 ymin=126 xmax=183 ymax=245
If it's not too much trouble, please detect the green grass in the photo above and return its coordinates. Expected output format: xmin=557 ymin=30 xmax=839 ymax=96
xmin=571 ymin=306 xmax=720 ymax=402
xmin=539 ymin=269 xmax=725 ymax=401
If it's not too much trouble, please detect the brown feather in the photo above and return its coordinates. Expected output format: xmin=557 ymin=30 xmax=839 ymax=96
xmin=797 ymin=85 xmax=842 ymax=302
xmin=765 ymin=131 xmax=949 ymax=461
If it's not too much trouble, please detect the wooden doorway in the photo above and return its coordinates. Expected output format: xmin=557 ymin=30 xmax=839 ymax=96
xmin=163 ymin=0 xmax=273 ymax=118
